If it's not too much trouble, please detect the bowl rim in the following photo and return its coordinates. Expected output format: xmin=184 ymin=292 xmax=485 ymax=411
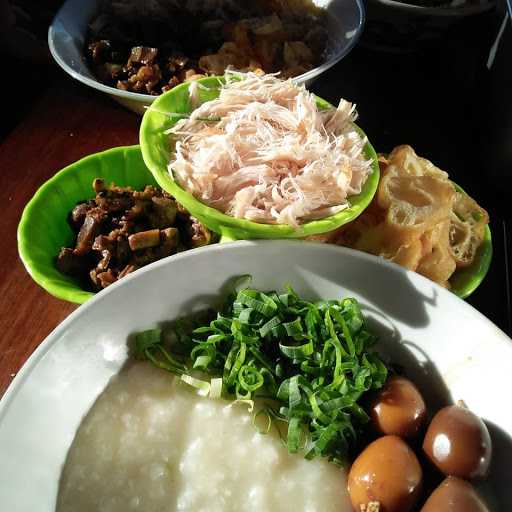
xmin=139 ymin=75 xmax=380 ymax=239
xmin=449 ymin=182 xmax=493 ymax=299
xmin=17 ymin=145 xmax=145 ymax=305
xmin=4 ymin=239 xmax=511 ymax=411
xmin=366 ymin=0 xmax=495 ymax=16
xmin=47 ymin=0 xmax=366 ymax=103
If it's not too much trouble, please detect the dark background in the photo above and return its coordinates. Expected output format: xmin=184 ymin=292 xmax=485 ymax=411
xmin=312 ymin=8 xmax=512 ymax=335
xmin=2 ymin=0 xmax=510 ymax=334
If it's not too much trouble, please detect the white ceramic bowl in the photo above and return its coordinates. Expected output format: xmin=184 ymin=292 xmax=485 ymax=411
xmin=48 ymin=0 xmax=365 ymax=115
xmin=1 ymin=241 xmax=511 ymax=509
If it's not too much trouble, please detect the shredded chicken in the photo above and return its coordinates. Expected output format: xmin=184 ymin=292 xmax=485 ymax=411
xmin=167 ymin=73 xmax=372 ymax=227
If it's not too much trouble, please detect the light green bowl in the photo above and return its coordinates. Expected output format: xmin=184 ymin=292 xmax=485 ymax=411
xmin=17 ymin=146 xmax=159 ymax=304
xmin=139 ymin=76 xmax=380 ymax=240
xmin=450 ymin=224 xmax=492 ymax=299
xmin=450 ymin=183 xmax=492 ymax=299
xmin=17 ymin=118 xmax=491 ymax=304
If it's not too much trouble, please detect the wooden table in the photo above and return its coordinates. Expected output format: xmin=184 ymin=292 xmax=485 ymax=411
xmin=0 ymin=72 xmax=139 ymax=397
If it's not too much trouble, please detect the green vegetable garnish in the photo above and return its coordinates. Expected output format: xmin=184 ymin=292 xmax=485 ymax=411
xmin=135 ymin=284 xmax=387 ymax=464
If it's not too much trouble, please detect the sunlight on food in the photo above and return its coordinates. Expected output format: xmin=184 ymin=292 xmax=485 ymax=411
xmin=57 ymin=362 xmax=352 ymax=512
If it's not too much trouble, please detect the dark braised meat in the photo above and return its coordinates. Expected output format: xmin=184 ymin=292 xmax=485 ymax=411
xmin=56 ymin=179 xmax=217 ymax=291
xmin=85 ymin=0 xmax=328 ymax=96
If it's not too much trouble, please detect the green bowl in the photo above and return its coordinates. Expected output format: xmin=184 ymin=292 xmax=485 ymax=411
xmin=450 ymin=224 xmax=492 ymax=299
xmin=139 ymin=76 xmax=380 ymax=240
xmin=17 ymin=145 xmax=159 ymax=304
xmin=17 ymin=135 xmax=491 ymax=304
xmin=450 ymin=183 xmax=492 ymax=299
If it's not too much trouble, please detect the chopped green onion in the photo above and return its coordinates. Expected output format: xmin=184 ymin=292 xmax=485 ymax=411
xmin=135 ymin=328 xmax=162 ymax=352
xmin=259 ymin=316 xmax=282 ymax=337
xmin=279 ymin=339 xmax=314 ymax=360
xmin=209 ymin=377 xmax=223 ymax=399
xmin=180 ymin=374 xmax=210 ymax=396
xmin=253 ymin=409 xmax=273 ymax=435
xmin=238 ymin=365 xmax=265 ymax=392
xmin=287 ymin=416 xmax=303 ymax=453
xmin=134 ymin=281 xmax=388 ymax=464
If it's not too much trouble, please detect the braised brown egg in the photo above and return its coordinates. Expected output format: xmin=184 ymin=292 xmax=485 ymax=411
xmin=348 ymin=435 xmax=423 ymax=512
xmin=370 ymin=376 xmax=426 ymax=438
xmin=422 ymin=405 xmax=492 ymax=479
xmin=420 ymin=476 xmax=490 ymax=512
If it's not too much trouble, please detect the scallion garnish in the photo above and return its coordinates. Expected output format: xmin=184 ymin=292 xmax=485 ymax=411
xmin=135 ymin=284 xmax=387 ymax=464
